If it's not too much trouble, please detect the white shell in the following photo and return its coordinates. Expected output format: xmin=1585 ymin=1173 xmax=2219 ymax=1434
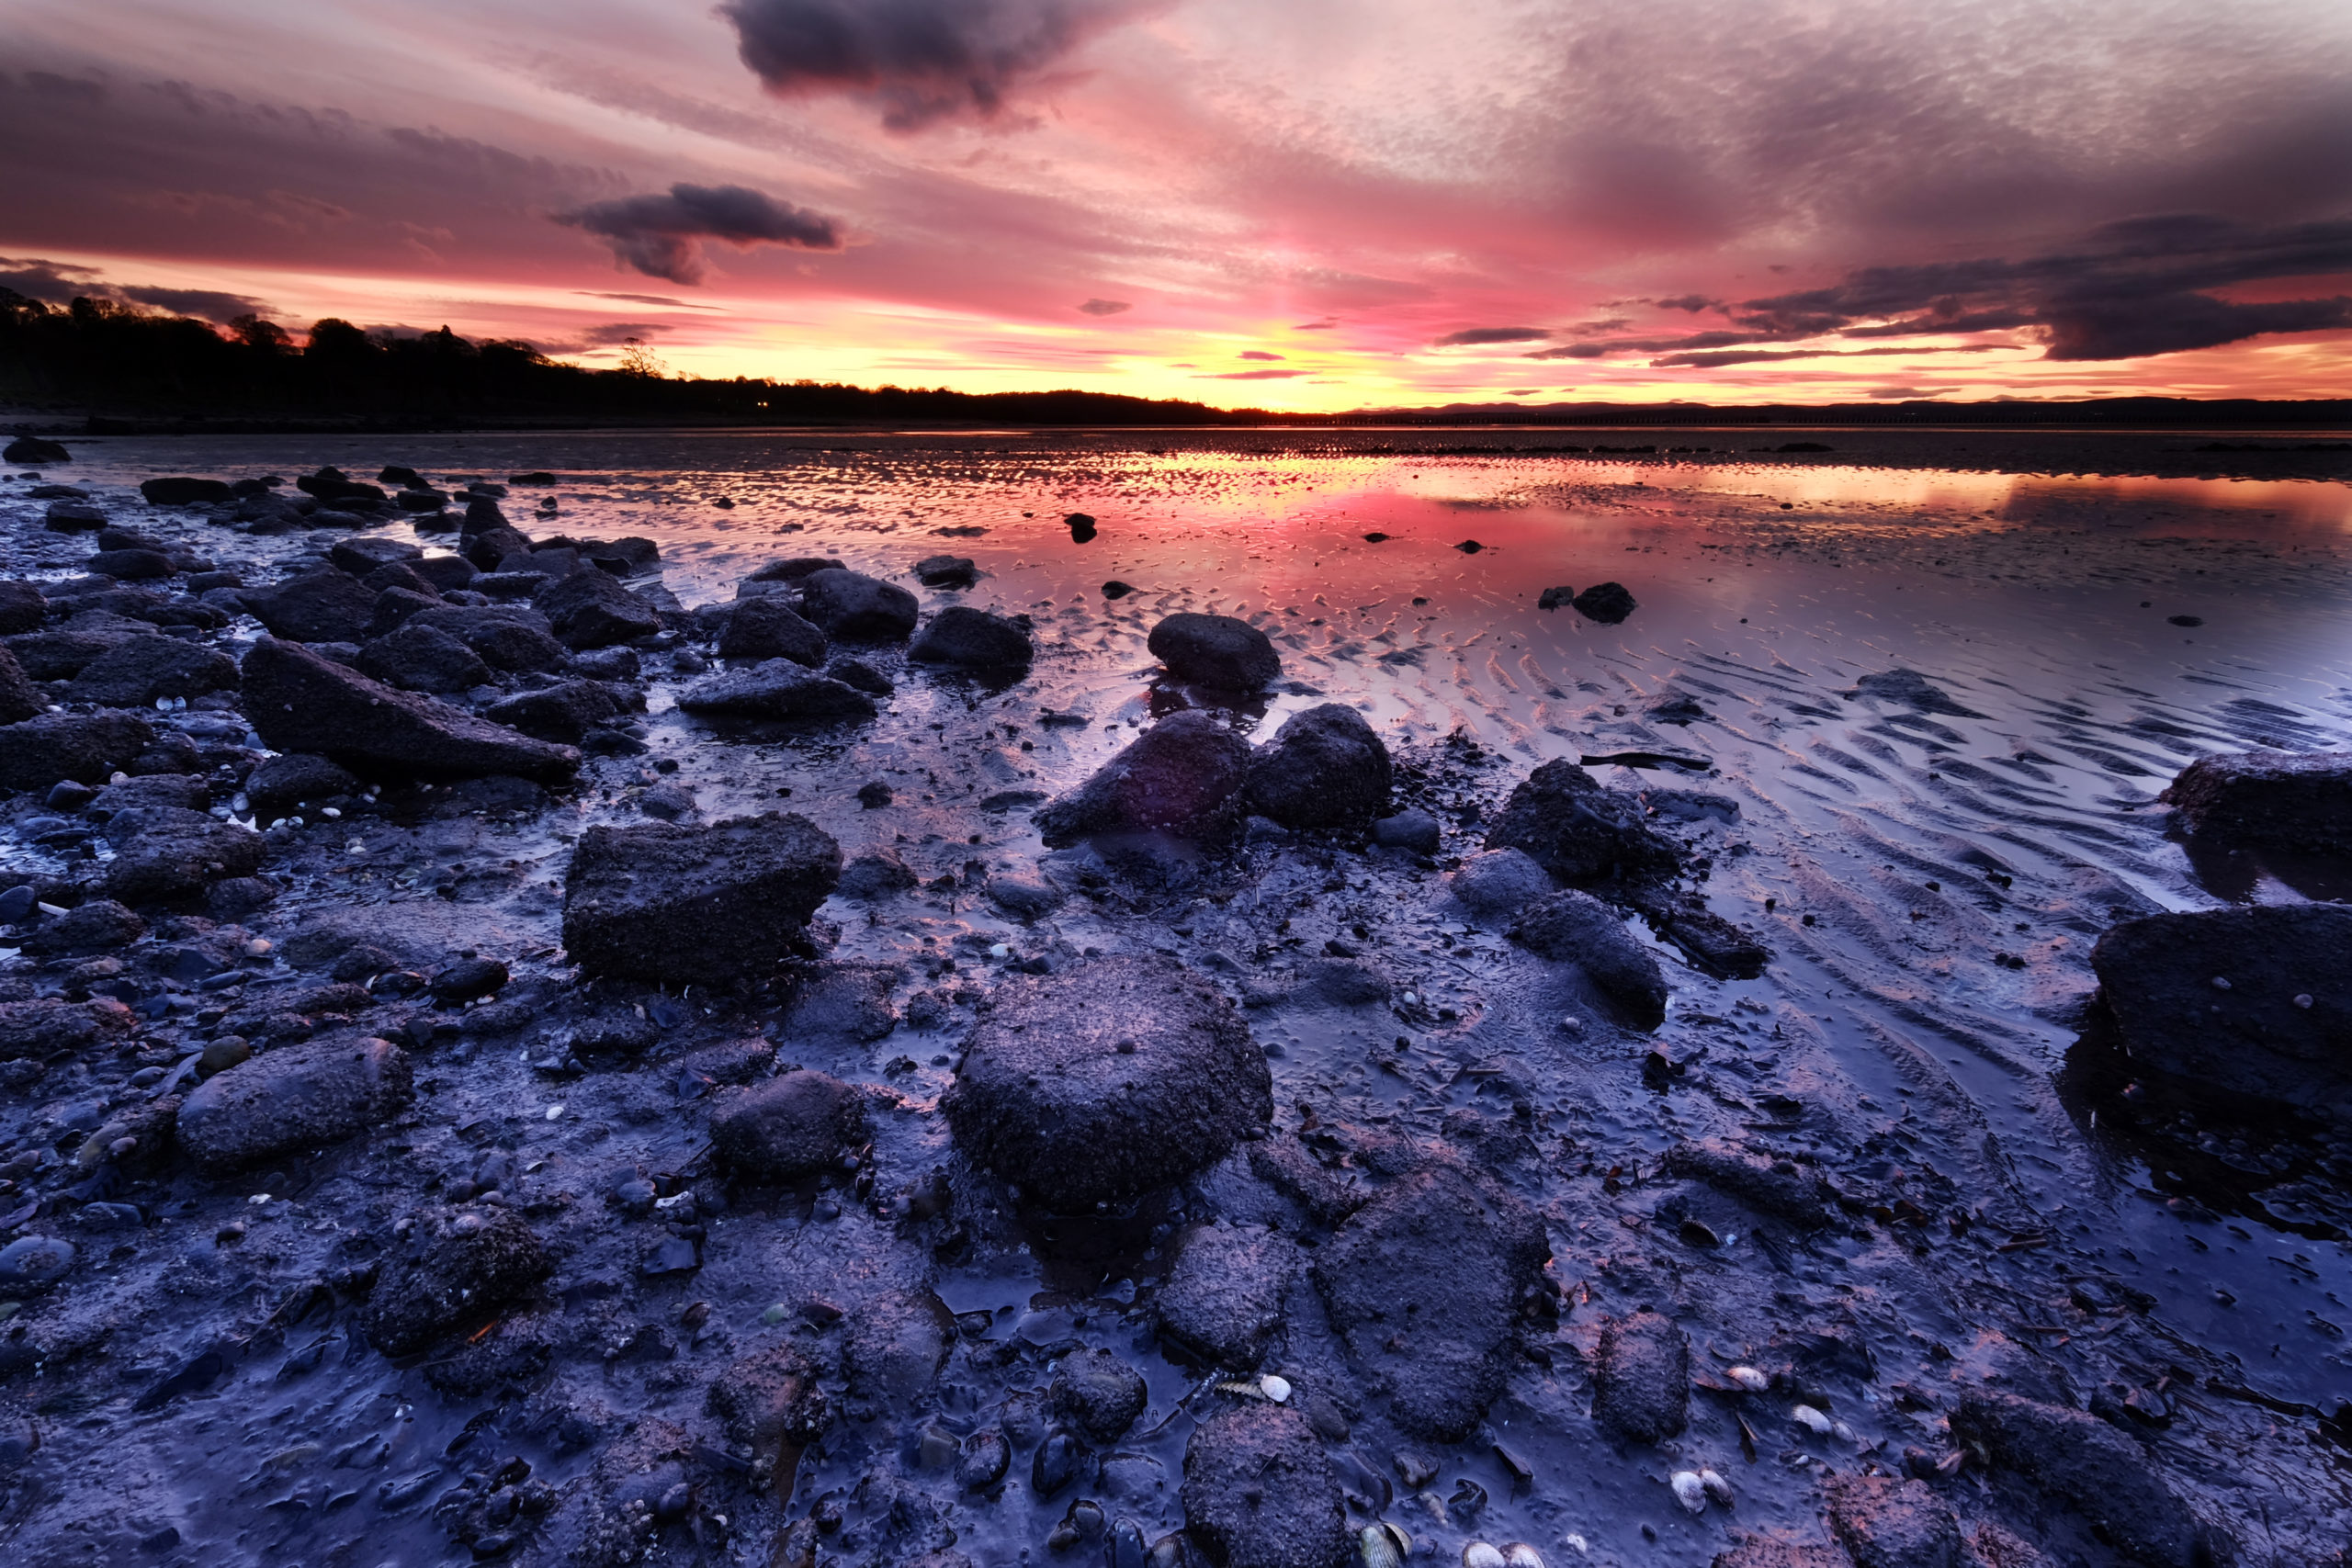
xmin=1728 ymin=1365 xmax=1769 ymax=1392
xmin=1260 ymin=1374 xmax=1293 ymax=1403
xmin=1833 ymin=1421 xmax=1857 ymax=1444
xmin=1504 ymin=1546 xmax=1547 ymax=1568
xmin=1358 ymin=1524 xmax=1407 ymax=1568
xmin=1670 ymin=1470 xmax=1708 ymax=1515
xmin=1793 ymin=1404 xmax=1834 ymax=1435
xmin=1464 ymin=1546 xmax=1508 ymax=1568
xmin=1701 ymin=1469 xmax=1734 ymax=1507
xmin=1563 ymin=1537 xmax=1589 ymax=1557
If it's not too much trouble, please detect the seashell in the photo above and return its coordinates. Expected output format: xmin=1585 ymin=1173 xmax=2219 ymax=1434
xmin=1464 ymin=1545 xmax=1508 ymax=1568
xmin=1504 ymin=1546 xmax=1547 ymax=1568
xmin=1358 ymin=1523 xmax=1410 ymax=1568
xmin=1792 ymin=1404 xmax=1834 ymax=1435
xmin=1832 ymin=1420 xmax=1856 ymax=1444
xmin=1701 ymin=1469 xmax=1734 ymax=1507
xmin=1260 ymin=1373 xmax=1293 ymax=1403
xmin=1563 ymin=1537 xmax=1589 ymax=1557
xmin=1670 ymin=1470 xmax=1707 ymax=1515
xmin=1727 ymin=1366 xmax=1769 ymax=1392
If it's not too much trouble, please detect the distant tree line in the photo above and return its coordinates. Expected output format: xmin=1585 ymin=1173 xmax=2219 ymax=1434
xmin=0 ymin=290 xmax=1259 ymax=428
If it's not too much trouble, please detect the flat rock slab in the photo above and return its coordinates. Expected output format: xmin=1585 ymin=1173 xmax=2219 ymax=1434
xmin=1512 ymin=889 xmax=1668 ymax=1029
xmin=943 ymin=954 xmax=1271 ymax=1209
xmin=2161 ymin=748 xmax=2352 ymax=852
xmin=1034 ymin=711 xmax=1250 ymax=846
xmin=1312 ymin=1162 xmax=1549 ymax=1440
xmin=2090 ymin=904 xmax=2351 ymax=1115
xmin=362 ymin=1205 xmax=551 ymax=1355
xmin=1182 ymin=1404 xmax=1350 ymax=1568
xmin=175 ymin=1033 xmax=413 ymax=1171
xmin=1485 ymin=758 xmax=1680 ymax=883
xmin=562 ymin=812 xmax=841 ymax=985
xmin=1244 ymin=703 xmax=1392 ymax=829
xmin=242 ymin=637 xmax=579 ymax=782
xmin=711 ymin=1070 xmax=864 ymax=1180
xmin=1148 ymin=613 xmax=1280 ymax=689
xmin=0 ymin=710 xmax=155 ymax=792
xmin=1593 ymin=1309 xmax=1690 ymax=1441
xmin=102 ymin=811 xmax=265 ymax=903
xmin=62 ymin=634 xmax=238 ymax=706
xmin=1156 ymin=1223 xmax=1295 ymax=1369
xmin=678 ymin=660 xmax=877 ymax=720
xmin=0 ymin=998 xmax=134 ymax=1061
xmin=243 ymin=567 xmax=379 ymax=643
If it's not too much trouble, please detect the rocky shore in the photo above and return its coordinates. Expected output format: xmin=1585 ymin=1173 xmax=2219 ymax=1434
xmin=0 ymin=452 xmax=2344 ymax=1568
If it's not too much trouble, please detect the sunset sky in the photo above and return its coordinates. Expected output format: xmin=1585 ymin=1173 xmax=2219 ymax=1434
xmin=4 ymin=0 xmax=2349 ymax=412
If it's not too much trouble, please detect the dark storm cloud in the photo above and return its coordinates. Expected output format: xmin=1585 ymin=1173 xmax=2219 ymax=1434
xmin=1646 ymin=295 xmax=1720 ymax=312
xmin=0 ymin=258 xmax=266 ymax=323
xmin=720 ymin=0 xmax=1156 ymax=130
xmin=0 ymin=257 xmax=103 ymax=304
xmin=117 ymin=285 xmax=269 ymax=322
xmin=1431 ymin=326 xmax=1551 ymax=345
xmin=1077 ymin=298 xmax=1131 ymax=314
xmin=558 ymin=183 xmax=844 ymax=284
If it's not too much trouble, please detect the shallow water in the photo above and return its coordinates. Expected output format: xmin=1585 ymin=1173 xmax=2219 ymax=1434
xmin=3 ymin=427 xmax=2348 ymax=1566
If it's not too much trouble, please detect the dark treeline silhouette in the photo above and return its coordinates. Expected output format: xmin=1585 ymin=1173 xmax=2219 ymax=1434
xmin=4 ymin=291 xmax=2346 ymax=433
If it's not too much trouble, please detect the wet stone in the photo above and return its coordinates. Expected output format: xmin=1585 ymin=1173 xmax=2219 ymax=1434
xmin=242 ymin=566 xmax=379 ymax=643
xmin=1449 ymin=847 xmax=1553 ymax=920
xmin=909 ymin=604 xmax=1033 ymax=668
xmin=102 ymin=810 xmax=265 ymax=904
xmin=710 ymin=1069 xmax=864 ymax=1180
xmin=174 ymin=1033 xmax=415 ymax=1172
xmin=1593 ymin=1309 xmax=1690 ymax=1442
xmin=62 ymin=633 xmax=238 ymax=706
xmin=842 ymin=1291 xmax=954 ymax=1408
xmin=1663 ymin=1139 xmax=1831 ymax=1228
xmin=797 ymin=567 xmax=919 ymax=640
xmin=0 ymin=1235 xmax=76 ymax=1297
xmin=1951 ymin=1390 xmax=2217 ymax=1568
xmin=1370 ymin=808 xmax=1440 ymax=852
xmin=707 ymin=1340 xmax=830 ymax=1456
xmin=0 ymin=580 xmax=44 ymax=635
xmin=481 ymin=680 xmax=635 ymax=744
xmin=1511 ymin=889 xmax=1668 ymax=1029
xmin=19 ymin=898 xmax=147 ymax=956
xmin=956 ymin=1428 xmax=1011 ymax=1490
xmin=242 ymin=637 xmax=579 ymax=782
xmin=1571 ymin=580 xmax=1637 ymax=623
xmin=942 ymin=954 xmax=1272 ymax=1209
xmin=1053 ymin=1347 xmax=1148 ymax=1442
xmin=1825 ymin=1474 xmax=1962 ymax=1568
xmin=1148 ymin=612 xmax=1280 ymax=690
xmin=356 ymin=621 xmax=492 ymax=694
xmin=836 ymin=846 xmax=918 ymax=900
xmin=1034 ymin=711 xmax=1251 ymax=846
xmin=0 ymin=710 xmax=155 ymax=792
xmin=1181 ymin=1403 xmax=1350 ymax=1568
xmin=1243 ymin=703 xmax=1393 ymax=829
xmin=913 ymin=553 xmax=977 ymax=588
xmin=782 ymin=960 xmax=899 ymax=1043
xmin=537 ymin=565 xmax=660 ymax=649
xmin=243 ymin=752 xmax=358 ymax=817
xmin=1313 ymin=1162 xmax=1548 ymax=1440
xmin=718 ymin=594 xmax=827 ymax=665
xmin=0 ymin=998 xmax=132 ymax=1060
xmin=1156 ymin=1223 xmax=1295 ymax=1369
xmin=677 ymin=660 xmax=877 ymax=720
xmin=1484 ymin=759 xmax=1680 ymax=883
xmin=2160 ymin=747 xmax=2352 ymax=852
xmin=561 ymin=812 xmax=842 ymax=985
xmin=362 ymin=1205 xmax=552 ymax=1356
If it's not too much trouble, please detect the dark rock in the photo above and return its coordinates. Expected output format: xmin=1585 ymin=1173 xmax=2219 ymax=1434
xmin=410 ymin=605 xmax=569 ymax=672
xmin=0 ymin=646 xmax=38 ymax=724
xmin=1571 ymin=581 xmax=1636 ymax=623
xmin=912 ymin=554 xmax=977 ymax=588
xmin=1243 ymin=704 xmax=1392 ymax=829
xmin=842 ymin=1291 xmax=953 ymax=1407
xmin=798 ymin=569 xmax=919 ymax=640
xmin=0 ymin=886 xmax=30 ymax=924
xmin=986 ymin=872 xmax=1064 ymax=919
xmin=568 ymin=645 xmax=639 ymax=682
xmin=362 ymin=1205 xmax=551 ymax=1355
xmin=481 ymin=681 xmax=634 ymax=744
xmin=4 ymin=435 xmax=70 ymax=464
xmin=356 ymin=622 xmax=493 ymax=694
xmin=1181 ymin=1404 xmax=1349 ymax=1568
xmin=85 ymin=547 xmax=174 ymax=581
xmin=103 ymin=810 xmax=264 ymax=903
xmin=0 ymin=1235 xmax=75 ymax=1297
xmin=956 ymin=1428 xmax=1010 ymax=1490
xmin=719 ymin=596 xmax=827 ymax=665
xmin=88 ymin=772 xmax=209 ymax=817
xmin=294 ymin=468 xmax=385 ymax=505
xmin=707 ymin=1341 xmax=829 ymax=1459
xmin=1538 ymin=585 xmax=1576 ymax=610
xmin=743 ymin=557 xmax=844 ymax=587
xmin=1663 ymin=1140 xmax=1830 ymax=1228
xmin=1156 ymin=1224 xmax=1294 ymax=1369
xmin=334 ymin=542 xmax=427 ymax=582
xmin=561 ymin=813 xmax=842 ymax=985
xmin=242 ymin=638 xmax=579 ymax=782
xmin=825 ymin=657 xmax=892 ymax=696
xmin=413 ymin=554 xmax=477 ymax=593
xmin=1593 ymin=1310 xmax=1689 ymax=1441
xmin=1148 ymin=613 xmax=1280 ymax=689
xmin=364 ymin=586 xmax=441 ymax=636
xmin=360 ymin=562 xmax=440 ymax=601
xmin=2160 ymin=749 xmax=2352 ymax=852
xmin=243 ymin=753 xmax=358 ymax=817
xmin=1485 ymin=759 xmax=1680 ymax=883
xmin=1370 ymin=809 xmax=1440 ymax=852
xmin=1708 ymin=1543 xmax=1846 ymax=1568
xmin=910 ymin=605 xmax=1033 ymax=668
xmin=140 ymin=477 xmax=231 ymax=506
xmin=1035 ymin=712 xmax=1251 ymax=846
xmin=1314 ymin=1163 xmax=1547 ymax=1440
xmin=430 ymin=958 xmax=508 ymax=1003
xmin=44 ymin=501 xmax=107 ymax=533
xmin=1066 ymin=513 xmax=1097 ymax=543
xmin=18 ymin=898 xmax=146 ymax=955
xmin=1297 ymin=957 xmax=1389 ymax=1006
xmin=1053 ymin=1348 xmax=1148 ymax=1442
xmin=0 ymin=710 xmax=155 ymax=792
xmin=61 ymin=634 xmax=237 ymax=706
xmin=1950 ymin=1391 xmax=2217 ymax=1568
xmin=1847 ymin=669 xmax=1984 ymax=718
xmin=0 ymin=997 xmax=135 ymax=1060
xmin=0 ymin=581 xmax=43 ymax=635
xmin=711 ymin=1070 xmax=865 ymax=1180
xmin=1824 ymin=1475 xmax=1962 ymax=1568
xmin=783 ymin=960 xmax=899 ymax=1042
xmin=943 ymin=955 xmax=1271 ymax=1209
xmin=6 ymin=619 xmax=141 ymax=680
xmin=1512 ymin=890 xmax=1668 ymax=1028
xmin=175 ymin=1034 xmax=414 ymax=1171
xmin=464 ymin=525 xmax=530 ymax=570
xmin=836 ymin=848 xmax=917 ymax=900
xmin=2090 ymin=904 xmax=2352 ymax=1115
xmin=679 ymin=660 xmax=876 ymax=720
xmin=243 ymin=567 xmax=379 ymax=643
xmin=537 ymin=567 xmax=659 ymax=649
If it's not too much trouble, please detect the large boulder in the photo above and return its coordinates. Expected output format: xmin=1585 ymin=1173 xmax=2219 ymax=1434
xmin=0 ymin=581 xmax=45 ymax=636
xmin=5 ymin=435 xmax=70 ymax=464
xmin=797 ymin=569 xmax=918 ymax=640
xmin=1243 ymin=704 xmax=1391 ymax=829
xmin=943 ymin=955 xmax=1271 ymax=1209
xmin=1950 ymin=1391 xmax=2219 ymax=1568
xmin=61 ymin=634 xmax=238 ymax=707
xmin=175 ymin=1034 xmax=413 ymax=1171
xmin=909 ymin=606 xmax=1032 ymax=669
xmin=678 ymin=660 xmax=876 ymax=720
xmin=2160 ymin=749 xmax=2352 ymax=852
xmin=1034 ymin=711 xmax=1250 ymax=846
xmin=6 ymin=615 xmax=145 ymax=679
xmin=0 ymin=710 xmax=154 ymax=792
xmin=140 ymin=477 xmax=231 ymax=506
xmin=409 ymin=605 xmax=569 ymax=672
xmin=537 ymin=566 xmax=660 ymax=649
xmin=0 ymin=646 xmax=39 ymax=724
xmin=481 ymin=681 xmax=634 ymax=744
xmin=561 ymin=813 xmax=842 ymax=985
xmin=103 ymin=810 xmax=264 ymax=903
xmin=356 ymin=621 xmax=493 ymax=694
xmin=2090 ymin=905 xmax=2352 ymax=1115
xmin=718 ymin=596 xmax=827 ymax=666
xmin=1512 ymin=889 xmax=1668 ymax=1029
xmin=241 ymin=638 xmax=579 ymax=782
xmin=1485 ymin=759 xmax=1680 ymax=882
xmin=711 ymin=1070 xmax=865 ymax=1181
xmin=1148 ymin=613 xmax=1279 ymax=689
xmin=1182 ymin=1404 xmax=1349 ymax=1568
xmin=361 ymin=1205 xmax=551 ymax=1356
xmin=242 ymin=567 xmax=380 ymax=643
xmin=1592 ymin=1309 xmax=1690 ymax=1441
xmin=1312 ymin=1163 xmax=1548 ymax=1439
